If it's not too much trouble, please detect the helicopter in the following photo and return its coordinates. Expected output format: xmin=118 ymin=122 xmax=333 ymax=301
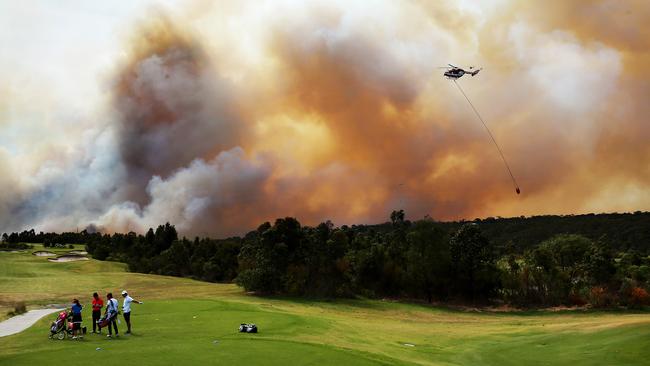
xmin=441 ymin=64 xmax=521 ymax=195
xmin=440 ymin=64 xmax=482 ymax=79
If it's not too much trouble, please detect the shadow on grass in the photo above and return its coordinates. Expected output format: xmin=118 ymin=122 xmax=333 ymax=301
xmin=241 ymin=292 xmax=650 ymax=318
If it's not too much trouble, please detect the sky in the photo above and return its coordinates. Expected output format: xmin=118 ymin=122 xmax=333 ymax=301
xmin=0 ymin=0 xmax=648 ymax=237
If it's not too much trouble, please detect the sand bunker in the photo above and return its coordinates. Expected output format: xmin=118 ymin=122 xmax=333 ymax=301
xmin=33 ymin=251 xmax=56 ymax=257
xmin=48 ymin=255 xmax=89 ymax=262
xmin=67 ymin=250 xmax=88 ymax=255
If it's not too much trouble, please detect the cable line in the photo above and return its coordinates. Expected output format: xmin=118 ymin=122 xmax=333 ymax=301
xmin=453 ymin=79 xmax=520 ymax=194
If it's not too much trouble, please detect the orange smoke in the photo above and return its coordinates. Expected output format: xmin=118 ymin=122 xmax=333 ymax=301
xmin=94 ymin=1 xmax=650 ymax=236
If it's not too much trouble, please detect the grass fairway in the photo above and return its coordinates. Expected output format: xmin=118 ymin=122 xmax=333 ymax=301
xmin=1 ymin=248 xmax=649 ymax=365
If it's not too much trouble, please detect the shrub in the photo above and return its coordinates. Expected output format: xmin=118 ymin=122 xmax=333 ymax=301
xmin=629 ymin=287 xmax=650 ymax=308
xmin=8 ymin=302 xmax=27 ymax=317
xmin=569 ymin=290 xmax=588 ymax=306
xmin=588 ymin=286 xmax=612 ymax=308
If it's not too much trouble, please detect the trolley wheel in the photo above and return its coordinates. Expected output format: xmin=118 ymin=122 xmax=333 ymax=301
xmin=57 ymin=331 xmax=65 ymax=340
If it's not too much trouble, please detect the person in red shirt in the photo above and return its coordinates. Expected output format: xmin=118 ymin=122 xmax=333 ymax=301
xmin=91 ymin=292 xmax=104 ymax=334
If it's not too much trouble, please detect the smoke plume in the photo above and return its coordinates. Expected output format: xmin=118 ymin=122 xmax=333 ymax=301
xmin=1 ymin=0 xmax=648 ymax=237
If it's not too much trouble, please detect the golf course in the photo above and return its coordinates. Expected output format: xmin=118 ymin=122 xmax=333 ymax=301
xmin=1 ymin=246 xmax=648 ymax=365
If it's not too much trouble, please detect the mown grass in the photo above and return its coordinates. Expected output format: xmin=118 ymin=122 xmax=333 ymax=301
xmin=1 ymin=246 xmax=649 ymax=365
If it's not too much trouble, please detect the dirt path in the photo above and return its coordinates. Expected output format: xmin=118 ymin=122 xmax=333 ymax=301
xmin=0 ymin=309 xmax=63 ymax=337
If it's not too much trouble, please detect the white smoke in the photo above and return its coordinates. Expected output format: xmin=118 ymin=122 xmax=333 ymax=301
xmin=94 ymin=147 xmax=271 ymax=236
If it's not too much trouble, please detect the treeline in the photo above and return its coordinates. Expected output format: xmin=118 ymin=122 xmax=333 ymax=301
xmin=1 ymin=229 xmax=100 ymax=246
xmin=5 ymin=212 xmax=649 ymax=252
xmin=83 ymin=212 xmax=650 ymax=307
xmin=233 ymin=214 xmax=649 ymax=307
xmin=3 ymin=212 xmax=649 ymax=307
xmin=447 ymin=211 xmax=650 ymax=253
xmin=84 ymin=223 xmax=241 ymax=283
xmin=0 ymin=242 xmax=32 ymax=251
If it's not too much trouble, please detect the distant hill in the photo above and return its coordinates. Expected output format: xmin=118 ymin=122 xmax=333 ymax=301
xmin=456 ymin=212 xmax=650 ymax=253
xmin=358 ymin=211 xmax=650 ymax=254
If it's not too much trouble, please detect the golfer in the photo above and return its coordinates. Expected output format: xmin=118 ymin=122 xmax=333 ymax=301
xmin=121 ymin=290 xmax=143 ymax=334
xmin=91 ymin=292 xmax=103 ymax=333
xmin=70 ymin=299 xmax=83 ymax=340
xmin=105 ymin=292 xmax=119 ymax=338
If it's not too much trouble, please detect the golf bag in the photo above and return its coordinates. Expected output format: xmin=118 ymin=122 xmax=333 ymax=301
xmin=239 ymin=323 xmax=257 ymax=333
xmin=49 ymin=310 xmax=86 ymax=339
xmin=97 ymin=312 xmax=114 ymax=329
xmin=49 ymin=311 xmax=68 ymax=339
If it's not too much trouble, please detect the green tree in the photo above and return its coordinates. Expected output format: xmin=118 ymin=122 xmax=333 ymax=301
xmin=236 ymin=219 xmax=302 ymax=294
xmin=449 ymin=224 xmax=498 ymax=301
xmin=405 ymin=221 xmax=451 ymax=302
xmin=390 ymin=210 xmax=405 ymax=226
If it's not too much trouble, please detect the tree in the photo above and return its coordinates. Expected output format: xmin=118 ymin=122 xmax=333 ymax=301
xmin=158 ymin=239 xmax=191 ymax=276
xmin=585 ymin=241 xmax=616 ymax=285
xmin=390 ymin=210 xmax=405 ymax=226
xmin=525 ymin=234 xmax=596 ymax=305
xmin=449 ymin=224 xmax=498 ymax=301
xmin=405 ymin=221 xmax=451 ymax=302
xmin=236 ymin=218 xmax=301 ymax=294
xmin=154 ymin=223 xmax=178 ymax=254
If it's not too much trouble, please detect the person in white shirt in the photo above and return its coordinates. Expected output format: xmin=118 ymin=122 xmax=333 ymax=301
xmin=105 ymin=292 xmax=119 ymax=338
xmin=121 ymin=290 xmax=143 ymax=334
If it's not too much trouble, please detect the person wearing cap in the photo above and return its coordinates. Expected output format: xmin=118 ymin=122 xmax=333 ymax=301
xmin=91 ymin=292 xmax=104 ymax=334
xmin=121 ymin=290 xmax=143 ymax=334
